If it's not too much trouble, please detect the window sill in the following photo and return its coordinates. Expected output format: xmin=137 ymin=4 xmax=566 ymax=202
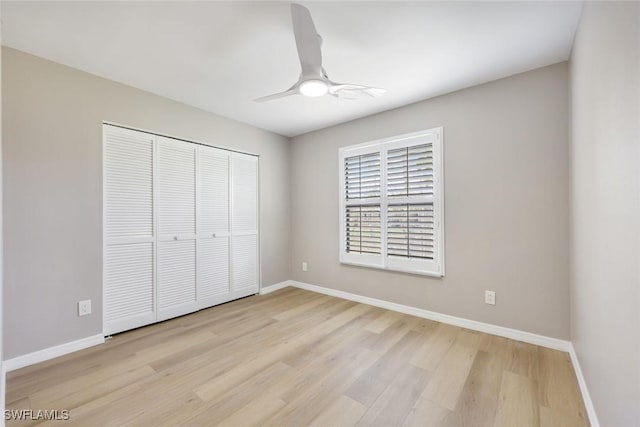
xmin=339 ymin=260 xmax=444 ymax=278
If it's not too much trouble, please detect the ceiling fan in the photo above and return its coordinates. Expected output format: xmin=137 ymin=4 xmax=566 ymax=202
xmin=255 ymin=3 xmax=386 ymax=102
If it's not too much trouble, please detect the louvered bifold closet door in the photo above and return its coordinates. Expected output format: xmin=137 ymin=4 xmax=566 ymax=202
xmin=103 ymin=126 xmax=156 ymax=335
xmin=197 ymin=146 xmax=231 ymax=308
xmin=231 ymin=153 xmax=259 ymax=294
xmin=156 ymin=136 xmax=198 ymax=321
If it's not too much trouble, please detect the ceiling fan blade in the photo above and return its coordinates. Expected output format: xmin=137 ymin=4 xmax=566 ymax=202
xmin=254 ymin=89 xmax=298 ymax=102
xmin=291 ymin=3 xmax=323 ymax=77
xmin=328 ymin=83 xmax=387 ymax=100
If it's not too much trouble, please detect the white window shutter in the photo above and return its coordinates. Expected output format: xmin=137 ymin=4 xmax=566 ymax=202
xmin=386 ymin=143 xmax=435 ymax=260
xmin=342 ymin=153 xmax=382 ymax=265
xmin=156 ymin=137 xmax=197 ymax=320
xmin=103 ymin=126 xmax=156 ymax=334
xmin=197 ymin=146 xmax=231 ymax=305
xmin=339 ymin=128 xmax=444 ymax=276
xmin=231 ymin=153 xmax=259 ymax=292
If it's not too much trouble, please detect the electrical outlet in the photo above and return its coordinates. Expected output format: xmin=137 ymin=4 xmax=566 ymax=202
xmin=302 ymin=262 xmax=308 ymax=272
xmin=484 ymin=291 xmax=496 ymax=305
xmin=78 ymin=300 xmax=92 ymax=316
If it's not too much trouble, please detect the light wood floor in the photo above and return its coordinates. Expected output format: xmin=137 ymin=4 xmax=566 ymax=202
xmin=7 ymin=288 xmax=588 ymax=426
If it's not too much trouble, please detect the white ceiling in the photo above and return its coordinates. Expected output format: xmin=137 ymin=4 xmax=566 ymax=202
xmin=1 ymin=1 xmax=582 ymax=137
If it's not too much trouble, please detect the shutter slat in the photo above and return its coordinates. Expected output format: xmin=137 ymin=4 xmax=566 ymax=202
xmin=345 ymin=153 xmax=381 ymax=200
xmin=386 ymin=144 xmax=434 ymax=199
xmin=386 ymin=203 xmax=435 ymax=260
xmin=345 ymin=205 xmax=381 ymax=254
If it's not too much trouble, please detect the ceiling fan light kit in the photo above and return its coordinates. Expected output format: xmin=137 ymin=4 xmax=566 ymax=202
xmin=255 ymin=3 xmax=386 ymax=102
xmin=299 ymin=79 xmax=329 ymax=97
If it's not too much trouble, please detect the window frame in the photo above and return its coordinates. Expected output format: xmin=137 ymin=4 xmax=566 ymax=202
xmin=338 ymin=127 xmax=445 ymax=277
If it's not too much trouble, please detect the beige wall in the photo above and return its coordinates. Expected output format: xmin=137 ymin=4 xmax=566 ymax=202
xmin=569 ymin=2 xmax=640 ymax=425
xmin=290 ymin=63 xmax=570 ymax=339
xmin=2 ymin=48 xmax=291 ymax=359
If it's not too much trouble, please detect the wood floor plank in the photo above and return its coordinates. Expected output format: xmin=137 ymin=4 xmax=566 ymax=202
xmin=443 ymin=335 xmax=508 ymax=427
xmin=30 ymin=363 xmax=156 ymax=410
xmin=365 ymin=310 xmax=402 ymax=334
xmin=419 ymin=330 xmax=481 ymax=410
xmin=505 ymin=340 xmax=538 ymax=378
xmin=356 ymin=364 xmax=429 ymax=426
xmin=265 ymin=348 xmax=381 ymax=426
xmin=409 ymin=323 xmax=459 ymax=371
xmin=309 ymin=396 xmax=367 ymax=427
xmin=272 ymin=293 xmax=330 ymax=321
xmin=5 ymin=290 xmax=589 ymax=427
xmin=494 ymin=371 xmax=540 ymax=427
xmin=346 ymin=330 xmax=424 ymax=407
xmin=536 ymin=347 xmax=589 ymax=426
xmin=402 ymin=398 xmax=452 ymax=427
xmin=216 ymin=394 xmax=287 ymax=427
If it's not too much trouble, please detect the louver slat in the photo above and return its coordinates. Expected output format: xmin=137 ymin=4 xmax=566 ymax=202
xmin=158 ymin=240 xmax=196 ymax=310
xmin=232 ymin=155 xmax=258 ymax=233
xmin=104 ymin=243 xmax=154 ymax=322
xmin=345 ymin=153 xmax=381 ymax=199
xmin=387 ymin=203 xmax=434 ymax=260
xmin=157 ymin=141 xmax=196 ymax=236
xmin=345 ymin=205 xmax=381 ymax=254
xmin=387 ymin=144 xmax=434 ymax=197
xmin=104 ymin=132 xmax=154 ymax=239
xmin=232 ymin=154 xmax=259 ymax=293
xmin=199 ymin=147 xmax=229 ymax=233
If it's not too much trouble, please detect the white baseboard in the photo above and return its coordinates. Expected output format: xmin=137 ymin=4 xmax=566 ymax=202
xmin=3 ymin=334 xmax=105 ymax=373
xmin=568 ymin=344 xmax=600 ymax=427
xmin=288 ymin=280 xmax=571 ymax=352
xmin=260 ymin=280 xmax=292 ymax=295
